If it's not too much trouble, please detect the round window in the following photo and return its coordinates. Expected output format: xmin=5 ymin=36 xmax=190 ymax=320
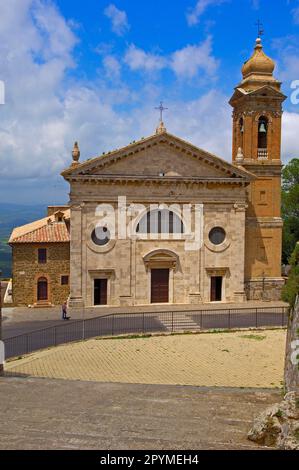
xmin=91 ymin=226 xmax=110 ymax=246
xmin=209 ymin=227 xmax=226 ymax=246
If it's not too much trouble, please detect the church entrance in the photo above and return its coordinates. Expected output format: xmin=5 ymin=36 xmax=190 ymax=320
xmin=151 ymin=269 xmax=169 ymax=303
xmin=94 ymin=279 xmax=108 ymax=306
xmin=210 ymin=276 xmax=223 ymax=302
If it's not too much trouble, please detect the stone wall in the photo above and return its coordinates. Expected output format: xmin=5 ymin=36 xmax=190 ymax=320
xmin=284 ymin=297 xmax=299 ymax=393
xmin=12 ymin=243 xmax=70 ymax=306
xmin=245 ymin=278 xmax=285 ymax=301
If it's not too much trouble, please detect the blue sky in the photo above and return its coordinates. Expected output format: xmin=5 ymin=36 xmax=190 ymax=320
xmin=0 ymin=0 xmax=299 ymax=204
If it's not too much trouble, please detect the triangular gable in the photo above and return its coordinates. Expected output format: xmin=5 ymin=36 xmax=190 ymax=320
xmin=247 ymin=85 xmax=286 ymax=99
xmin=62 ymin=132 xmax=253 ymax=182
xmin=230 ymin=85 xmax=286 ymax=105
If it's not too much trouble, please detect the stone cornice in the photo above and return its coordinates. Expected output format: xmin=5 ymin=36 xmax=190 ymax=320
xmin=66 ymin=174 xmax=250 ymax=186
xmin=241 ymin=162 xmax=282 ymax=177
xmin=69 ymin=196 xmax=247 ymax=205
xmin=229 ymin=84 xmax=287 ymax=107
xmin=246 ymin=217 xmax=283 ymax=228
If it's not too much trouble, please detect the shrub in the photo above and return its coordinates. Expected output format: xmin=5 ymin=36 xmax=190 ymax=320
xmin=282 ymin=243 xmax=299 ymax=308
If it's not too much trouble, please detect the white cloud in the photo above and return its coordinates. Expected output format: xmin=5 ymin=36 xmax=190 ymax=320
xmin=282 ymin=111 xmax=299 ymax=162
xmin=0 ymin=0 xmax=297 ymax=205
xmin=124 ymin=38 xmax=219 ymax=79
xmin=186 ymin=0 xmax=226 ymax=26
xmin=166 ymin=90 xmax=232 ymax=158
xmin=0 ymin=0 xmax=78 ymax=179
xmin=292 ymin=2 xmax=299 ymax=24
xmin=124 ymin=44 xmax=167 ymax=72
xmin=171 ymin=36 xmax=219 ymax=78
xmin=272 ymin=35 xmax=299 ymax=83
xmin=102 ymin=55 xmax=121 ymax=79
xmin=104 ymin=3 xmax=129 ymax=36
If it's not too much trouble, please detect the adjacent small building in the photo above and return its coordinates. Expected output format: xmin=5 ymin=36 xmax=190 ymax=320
xmin=9 ymin=207 xmax=70 ymax=307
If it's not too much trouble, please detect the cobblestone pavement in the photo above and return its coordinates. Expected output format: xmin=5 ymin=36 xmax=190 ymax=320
xmin=0 ymin=376 xmax=280 ymax=450
xmin=5 ymin=329 xmax=286 ymax=388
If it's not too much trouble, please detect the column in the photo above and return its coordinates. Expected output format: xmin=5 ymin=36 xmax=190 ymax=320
xmin=68 ymin=204 xmax=84 ymax=308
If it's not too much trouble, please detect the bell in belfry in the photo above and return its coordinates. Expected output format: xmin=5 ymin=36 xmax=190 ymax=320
xmin=259 ymin=122 xmax=267 ymax=133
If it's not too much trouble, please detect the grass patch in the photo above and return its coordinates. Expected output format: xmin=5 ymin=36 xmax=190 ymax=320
xmin=97 ymin=334 xmax=153 ymax=341
xmin=92 ymin=328 xmax=284 ymax=343
xmin=7 ymin=355 xmax=25 ymax=363
xmin=276 ymin=409 xmax=283 ymax=418
xmin=240 ymin=334 xmax=266 ymax=341
xmin=170 ymin=331 xmax=194 ymax=336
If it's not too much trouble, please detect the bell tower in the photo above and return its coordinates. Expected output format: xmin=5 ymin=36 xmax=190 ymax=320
xmin=229 ymin=37 xmax=287 ymax=300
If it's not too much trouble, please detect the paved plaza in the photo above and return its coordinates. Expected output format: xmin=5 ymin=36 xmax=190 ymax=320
xmin=0 ymin=376 xmax=280 ymax=450
xmin=5 ymin=329 xmax=286 ymax=388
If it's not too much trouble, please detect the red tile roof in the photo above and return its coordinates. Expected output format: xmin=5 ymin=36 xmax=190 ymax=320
xmin=9 ymin=209 xmax=70 ymax=244
xmin=11 ymin=223 xmax=70 ymax=244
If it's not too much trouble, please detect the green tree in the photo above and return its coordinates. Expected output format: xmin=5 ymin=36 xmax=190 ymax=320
xmin=282 ymin=158 xmax=299 ymax=264
xmin=282 ymin=243 xmax=299 ymax=308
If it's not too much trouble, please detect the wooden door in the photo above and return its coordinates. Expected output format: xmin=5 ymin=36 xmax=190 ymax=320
xmin=211 ymin=276 xmax=223 ymax=302
xmin=151 ymin=269 xmax=169 ymax=303
xmin=37 ymin=277 xmax=48 ymax=301
xmin=94 ymin=279 xmax=108 ymax=306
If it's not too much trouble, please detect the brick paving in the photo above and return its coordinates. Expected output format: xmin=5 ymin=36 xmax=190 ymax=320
xmin=0 ymin=376 xmax=280 ymax=450
xmin=5 ymin=329 xmax=286 ymax=388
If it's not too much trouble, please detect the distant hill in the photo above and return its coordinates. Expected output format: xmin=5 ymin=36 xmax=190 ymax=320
xmin=0 ymin=203 xmax=46 ymax=278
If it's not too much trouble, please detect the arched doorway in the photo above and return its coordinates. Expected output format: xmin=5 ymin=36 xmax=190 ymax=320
xmin=37 ymin=277 xmax=48 ymax=301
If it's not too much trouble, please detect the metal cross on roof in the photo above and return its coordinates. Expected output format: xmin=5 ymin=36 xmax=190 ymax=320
xmin=255 ymin=19 xmax=264 ymax=38
xmin=155 ymin=101 xmax=168 ymax=122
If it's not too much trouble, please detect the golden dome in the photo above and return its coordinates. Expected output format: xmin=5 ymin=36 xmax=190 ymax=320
xmin=242 ymin=38 xmax=275 ymax=79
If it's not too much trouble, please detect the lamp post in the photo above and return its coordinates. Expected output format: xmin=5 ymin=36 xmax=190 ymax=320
xmin=0 ymin=269 xmax=3 ymax=376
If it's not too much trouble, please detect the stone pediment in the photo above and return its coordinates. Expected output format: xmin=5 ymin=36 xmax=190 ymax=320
xmin=61 ymin=132 xmax=254 ymax=183
xmin=230 ymin=85 xmax=286 ymax=106
xmin=248 ymin=85 xmax=286 ymax=99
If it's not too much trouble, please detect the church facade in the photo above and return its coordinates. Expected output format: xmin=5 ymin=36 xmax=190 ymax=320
xmin=9 ymin=38 xmax=286 ymax=308
xmin=62 ymin=37 xmax=286 ymax=308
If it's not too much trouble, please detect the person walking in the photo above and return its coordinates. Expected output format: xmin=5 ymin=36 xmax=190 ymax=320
xmin=62 ymin=301 xmax=68 ymax=320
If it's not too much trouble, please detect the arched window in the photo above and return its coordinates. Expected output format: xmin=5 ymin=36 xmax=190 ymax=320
xmin=136 ymin=209 xmax=184 ymax=235
xmin=258 ymin=116 xmax=268 ymax=150
xmin=239 ymin=118 xmax=244 ymax=149
xmin=37 ymin=277 xmax=48 ymax=301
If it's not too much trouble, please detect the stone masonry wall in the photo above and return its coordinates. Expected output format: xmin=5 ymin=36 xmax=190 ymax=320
xmin=245 ymin=278 xmax=285 ymax=301
xmin=285 ymin=297 xmax=299 ymax=393
xmin=12 ymin=243 xmax=70 ymax=306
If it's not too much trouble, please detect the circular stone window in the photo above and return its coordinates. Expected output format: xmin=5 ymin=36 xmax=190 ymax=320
xmin=209 ymin=227 xmax=226 ymax=246
xmin=91 ymin=226 xmax=110 ymax=246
